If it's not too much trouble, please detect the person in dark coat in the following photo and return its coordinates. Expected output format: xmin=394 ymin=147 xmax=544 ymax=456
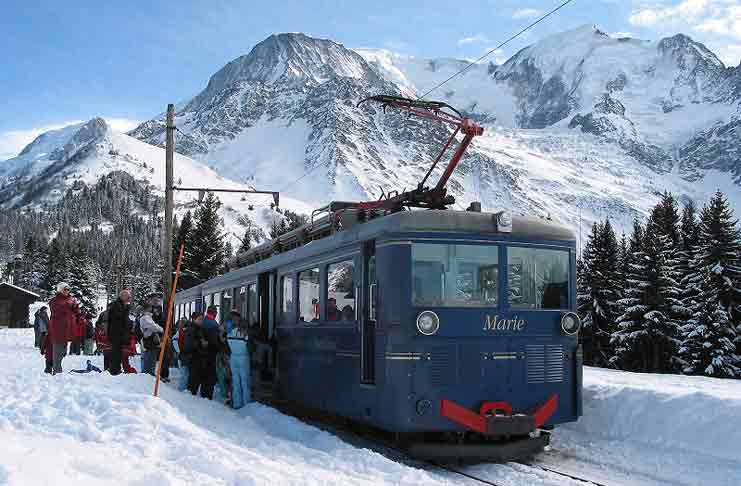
xmin=34 ymin=307 xmax=49 ymax=348
xmin=84 ymin=314 xmax=95 ymax=355
xmin=95 ymin=311 xmax=111 ymax=369
xmin=183 ymin=311 xmax=219 ymax=399
xmin=48 ymin=283 xmax=80 ymax=374
xmin=36 ymin=307 xmax=52 ymax=373
xmin=107 ymin=289 xmax=132 ymax=376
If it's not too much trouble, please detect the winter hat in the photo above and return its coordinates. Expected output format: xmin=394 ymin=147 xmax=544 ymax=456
xmin=56 ymin=282 xmax=70 ymax=293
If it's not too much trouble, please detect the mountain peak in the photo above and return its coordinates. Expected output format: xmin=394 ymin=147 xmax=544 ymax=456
xmin=48 ymin=117 xmax=109 ymax=163
xmin=658 ymin=33 xmax=724 ymax=69
xmin=187 ymin=32 xmax=378 ymax=111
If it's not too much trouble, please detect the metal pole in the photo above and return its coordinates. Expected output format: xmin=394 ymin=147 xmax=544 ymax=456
xmin=164 ymin=104 xmax=175 ymax=300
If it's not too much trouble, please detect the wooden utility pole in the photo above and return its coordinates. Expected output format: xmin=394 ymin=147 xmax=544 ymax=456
xmin=164 ymin=104 xmax=175 ymax=300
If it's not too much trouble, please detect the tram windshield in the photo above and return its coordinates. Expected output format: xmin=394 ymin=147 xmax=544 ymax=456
xmin=412 ymin=244 xmax=499 ymax=307
xmin=412 ymin=243 xmax=570 ymax=309
xmin=507 ymin=247 xmax=570 ymax=309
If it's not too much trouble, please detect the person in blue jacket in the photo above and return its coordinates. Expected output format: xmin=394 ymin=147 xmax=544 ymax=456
xmin=228 ymin=312 xmax=252 ymax=408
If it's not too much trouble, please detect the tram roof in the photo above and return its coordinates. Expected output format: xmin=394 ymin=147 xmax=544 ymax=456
xmin=375 ymin=210 xmax=575 ymax=241
xmin=183 ymin=209 xmax=575 ymax=296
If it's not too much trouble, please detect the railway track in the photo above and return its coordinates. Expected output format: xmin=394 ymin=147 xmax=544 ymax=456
xmin=258 ymin=389 xmax=608 ymax=486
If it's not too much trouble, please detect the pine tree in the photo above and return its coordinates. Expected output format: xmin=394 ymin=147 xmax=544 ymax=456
xmin=186 ymin=193 xmax=225 ymax=286
xmin=617 ymin=232 xmax=629 ymax=299
xmin=643 ymin=192 xmax=684 ymax=373
xmin=17 ymin=236 xmax=47 ymax=294
xmin=577 ymin=223 xmax=599 ymax=363
xmin=173 ymin=211 xmax=193 ymax=289
xmin=239 ymin=227 xmax=253 ymax=253
xmin=222 ymin=241 xmax=234 ymax=274
xmin=67 ymin=245 xmax=99 ymax=317
xmin=40 ymin=238 xmax=72 ymax=297
xmin=678 ymin=201 xmax=701 ymax=313
xmin=679 ymin=191 xmax=741 ymax=377
xmin=612 ymin=217 xmax=650 ymax=371
xmin=577 ymin=219 xmax=620 ymax=367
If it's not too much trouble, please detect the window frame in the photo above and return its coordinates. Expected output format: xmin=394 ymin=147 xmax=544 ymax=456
xmin=325 ymin=258 xmax=357 ymax=324
xmin=245 ymin=282 xmax=258 ymax=329
xmin=505 ymin=244 xmax=571 ymax=311
xmin=297 ymin=266 xmax=322 ymax=324
xmin=411 ymin=241 xmax=501 ymax=309
xmin=279 ymin=274 xmax=296 ymax=325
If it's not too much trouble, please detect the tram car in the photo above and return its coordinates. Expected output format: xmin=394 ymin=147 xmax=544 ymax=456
xmin=173 ymin=96 xmax=582 ymax=461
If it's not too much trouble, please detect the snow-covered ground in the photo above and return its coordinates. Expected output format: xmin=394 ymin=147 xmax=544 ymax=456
xmin=1 ymin=328 xmax=739 ymax=486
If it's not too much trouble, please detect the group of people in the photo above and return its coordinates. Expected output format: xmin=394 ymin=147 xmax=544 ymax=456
xmin=35 ymin=281 xmax=254 ymax=409
xmin=34 ymin=282 xmax=95 ymax=374
xmin=175 ymin=306 xmax=253 ymax=408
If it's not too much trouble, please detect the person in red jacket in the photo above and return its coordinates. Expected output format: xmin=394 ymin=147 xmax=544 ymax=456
xmin=95 ymin=312 xmax=112 ymax=369
xmin=48 ymin=282 xmax=80 ymax=374
xmin=121 ymin=319 xmax=138 ymax=374
xmin=70 ymin=313 xmax=85 ymax=355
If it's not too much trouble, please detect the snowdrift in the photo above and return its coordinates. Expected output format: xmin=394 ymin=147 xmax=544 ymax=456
xmin=550 ymin=367 xmax=741 ymax=486
xmin=572 ymin=367 xmax=741 ymax=463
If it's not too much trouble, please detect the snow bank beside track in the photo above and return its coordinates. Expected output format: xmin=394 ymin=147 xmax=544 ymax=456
xmin=542 ymin=367 xmax=741 ymax=485
xmin=0 ymin=329 xmax=456 ymax=486
xmin=573 ymin=367 xmax=741 ymax=463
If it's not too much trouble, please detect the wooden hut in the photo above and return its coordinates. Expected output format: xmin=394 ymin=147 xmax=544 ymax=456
xmin=0 ymin=283 xmax=40 ymax=328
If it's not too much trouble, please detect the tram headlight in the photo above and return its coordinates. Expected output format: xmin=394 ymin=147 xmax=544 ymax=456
xmin=416 ymin=311 xmax=440 ymax=336
xmin=561 ymin=312 xmax=581 ymax=335
xmin=495 ymin=211 xmax=513 ymax=233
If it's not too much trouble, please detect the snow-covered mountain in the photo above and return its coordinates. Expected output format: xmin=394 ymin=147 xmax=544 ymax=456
xmin=3 ymin=26 xmax=739 ymax=240
xmin=360 ymin=26 xmax=740 ymax=172
xmin=128 ymin=27 xmax=739 ymax=235
xmin=0 ymin=117 xmax=312 ymax=239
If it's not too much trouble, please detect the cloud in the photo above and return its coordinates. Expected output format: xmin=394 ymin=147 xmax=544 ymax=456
xmin=713 ymin=43 xmax=741 ymax=66
xmin=0 ymin=116 xmax=140 ymax=161
xmin=693 ymin=4 xmax=741 ymax=39
xmin=628 ymin=0 xmax=741 ymax=65
xmin=629 ymin=0 xmax=711 ymax=27
xmin=0 ymin=121 xmax=82 ymax=161
xmin=105 ymin=117 xmax=141 ymax=133
xmin=458 ymin=34 xmax=490 ymax=46
xmin=612 ymin=31 xmax=635 ymax=38
xmin=484 ymin=48 xmax=509 ymax=64
xmin=512 ymin=8 xmax=543 ymax=19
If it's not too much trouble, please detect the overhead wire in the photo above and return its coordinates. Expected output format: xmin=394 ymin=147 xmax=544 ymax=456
xmin=418 ymin=0 xmax=577 ymax=99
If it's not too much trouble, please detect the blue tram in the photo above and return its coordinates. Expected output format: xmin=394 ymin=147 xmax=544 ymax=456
xmin=174 ymin=207 xmax=582 ymax=460
xmin=173 ymin=96 xmax=582 ymax=460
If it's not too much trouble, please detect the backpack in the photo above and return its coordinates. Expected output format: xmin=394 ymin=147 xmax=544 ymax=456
xmin=143 ymin=332 xmax=161 ymax=350
xmin=97 ymin=310 xmax=110 ymax=336
xmin=134 ymin=315 xmax=144 ymax=343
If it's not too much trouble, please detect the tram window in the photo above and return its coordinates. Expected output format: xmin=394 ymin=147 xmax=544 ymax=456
xmin=214 ymin=292 xmax=222 ymax=320
xmin=412 ymin=244 xmax=498 ymax=307
xmin=280 ymin=276 xmax=294 ymax=324
xmin=232 ymin=287 xmax=241 ymax=313
xmin=222 ymin=290 xmax=232 ymax=320
xmin=327 ymin=260 xmax=355 ymax=321
xmin=247 ymin=283 xmax=258 ymax=328
xmin=298 ymin=268 xmax=321 ymax=322
xmin=508 ymin=247 xmax=569 ymax=309
xmin=239 ymin=287 xmax=247 ymax=320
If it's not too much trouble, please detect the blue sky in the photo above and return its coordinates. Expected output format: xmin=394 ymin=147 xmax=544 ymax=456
xmin=1 ymin=0 xmax=740 ymax=160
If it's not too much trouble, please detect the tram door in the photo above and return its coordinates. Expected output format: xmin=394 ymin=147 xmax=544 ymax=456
xmin=257 ymin=272 xmax=277 ymax=382
xmin=361 ymin=241 xmax=377 ymax=384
